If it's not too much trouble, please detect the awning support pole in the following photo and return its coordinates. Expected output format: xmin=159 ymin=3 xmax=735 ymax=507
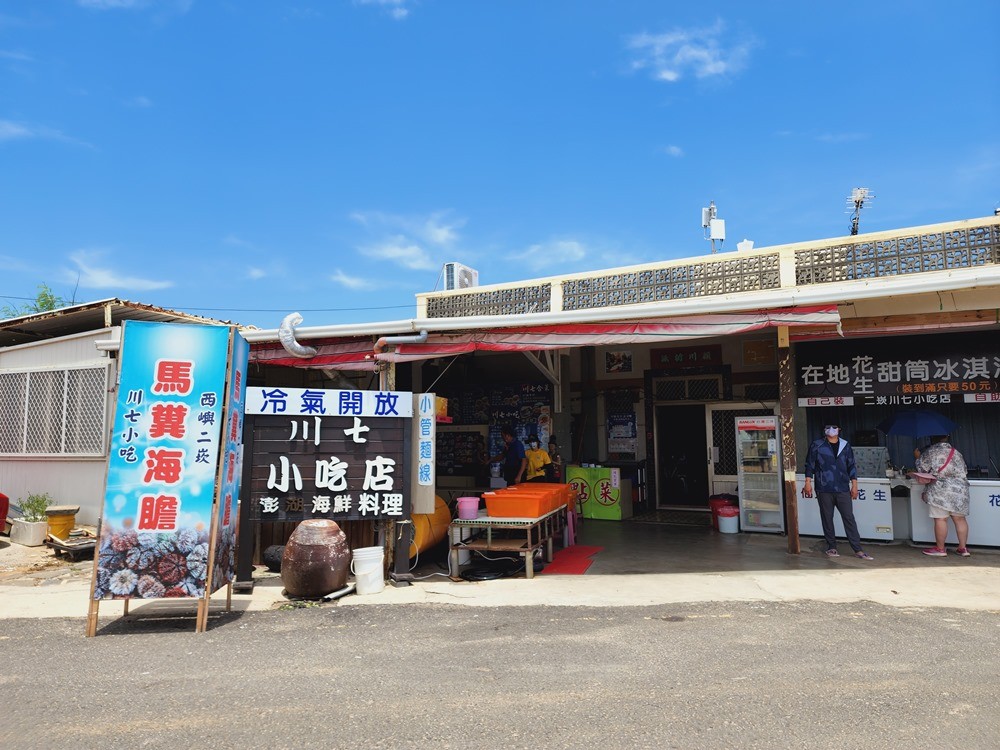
xmin=777 ymin=326 xmax=800 ymax=554
xmin=522 ymin=350 xmax=562 ymax=412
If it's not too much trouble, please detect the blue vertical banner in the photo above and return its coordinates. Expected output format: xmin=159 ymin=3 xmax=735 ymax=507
xmin=417 ymin=393 xmax=435 ymax=487
xmin=93 ymin=321 xmax=235 ymax=600
xmin=210 ymin=331 xmax=249 ymax=594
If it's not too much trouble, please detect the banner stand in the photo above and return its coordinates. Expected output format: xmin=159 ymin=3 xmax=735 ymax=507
xmin=84 ymin=321 xmax=248 ymax=637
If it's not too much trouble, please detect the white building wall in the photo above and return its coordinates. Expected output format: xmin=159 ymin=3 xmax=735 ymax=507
xmin=0 ymin=328 xmax=113 ymax=370
xmin=0 ymin=328 xmax=117 ymax=526
xmin=0 ymin=458 xmax=107 ymax=525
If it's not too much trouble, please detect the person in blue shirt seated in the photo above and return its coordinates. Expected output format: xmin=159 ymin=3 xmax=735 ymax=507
xmin=802 ymin=423 xmax=874 ymax=560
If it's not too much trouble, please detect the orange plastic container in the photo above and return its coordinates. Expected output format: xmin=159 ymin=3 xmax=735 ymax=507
xmin=491 ymin=483 xmax=575 ymax=515
xmin=483 ymin=492 xmax=549 ymax=518
xmin=509 ymin=486 xmax=565 ymax=511
xmin=508 ymin=483 xmax=574 ymax=513
xmin=520 ymin=483 xmax=576 ymax=511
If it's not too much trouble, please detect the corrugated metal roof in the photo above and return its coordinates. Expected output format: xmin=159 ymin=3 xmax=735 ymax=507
xmin=0 ymin=298 xmax=254 ymax=348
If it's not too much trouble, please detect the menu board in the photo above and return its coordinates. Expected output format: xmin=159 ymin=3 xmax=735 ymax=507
xmin=436 ymin=426 xmax=488 ymax=477
xmin=487 ymin=383 xmax=553 ymax=456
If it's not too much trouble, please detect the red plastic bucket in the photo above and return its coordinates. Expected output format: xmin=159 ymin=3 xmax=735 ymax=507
xmin=708 ymin=498 xmax=736 ymax=531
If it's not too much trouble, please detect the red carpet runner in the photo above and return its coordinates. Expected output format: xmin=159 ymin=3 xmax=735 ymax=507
xmin=540 ymin=545 xmax=604 ymax=575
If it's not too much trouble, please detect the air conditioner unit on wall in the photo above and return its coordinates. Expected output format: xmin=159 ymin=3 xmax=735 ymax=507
xmin=443 ymin=262 xmax=479 ymax=290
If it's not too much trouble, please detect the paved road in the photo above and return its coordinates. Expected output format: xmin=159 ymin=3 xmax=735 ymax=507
xmin=3 ymin=600 xmax=998 ymax=749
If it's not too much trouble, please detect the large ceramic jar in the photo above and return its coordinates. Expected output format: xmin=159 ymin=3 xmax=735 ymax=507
xmin=281 ymin=519 xmax=350 ymax=598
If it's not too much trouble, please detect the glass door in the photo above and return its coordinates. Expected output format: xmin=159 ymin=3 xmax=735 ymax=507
xmin=735 ymin=416 xmax=784 ymax=533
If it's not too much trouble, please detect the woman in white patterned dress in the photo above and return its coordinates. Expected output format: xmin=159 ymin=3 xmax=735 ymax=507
xmin=915 ymin=435 xmax=971 ymax=557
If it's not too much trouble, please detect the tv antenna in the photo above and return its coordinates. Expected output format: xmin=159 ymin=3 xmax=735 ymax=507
xmin=847 ymin=187 xmax=874 ymax=236
xmin=701 ymin=200 xmax=726 ymax=253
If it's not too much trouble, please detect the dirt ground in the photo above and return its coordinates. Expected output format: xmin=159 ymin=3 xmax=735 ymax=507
xmin=0 ymin=527 xmax=97 ymax=585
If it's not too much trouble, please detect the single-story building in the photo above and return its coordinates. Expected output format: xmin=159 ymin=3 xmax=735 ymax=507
xmin=0 ymin=299 xmax=242 ymax=525
xmin=241 ymin=214 xmax=1000 ymax=561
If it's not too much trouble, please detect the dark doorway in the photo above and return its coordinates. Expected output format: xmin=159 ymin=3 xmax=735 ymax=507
xmin=655 ymin=404 xmax=708 ymax=508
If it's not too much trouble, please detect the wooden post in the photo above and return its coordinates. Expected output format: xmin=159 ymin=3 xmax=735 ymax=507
xmin=196 ymin=598 xmax=209 ymax=633
xmin=85 ymin=600 xmax=100 ymax=638
xmin=777 ymin=327 xmax=800 ymax=554
xmin=234 ymin=415 xmax=257 ymax=591
xmin=123 ymin=599 xmax=130 ymax=617
xmin=85 ymin=514 xmax=105 ymax=637
xmin=226 ymin=583 xmax=232 ymax=612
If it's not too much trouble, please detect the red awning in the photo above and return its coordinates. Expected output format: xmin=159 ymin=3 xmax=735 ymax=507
xmin=250 ymin=336 xmax=378 ymax=371
xmin=376 ymin=305 xmax=841 ymax=364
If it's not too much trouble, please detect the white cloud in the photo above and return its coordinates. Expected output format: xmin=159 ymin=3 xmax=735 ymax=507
xmin=952 ymin=144 xmax=1000 ymax=187
xmin=627 ymin=21 xmax=753 ymax=83
xmin=246 ymin=268 xmax=266 ymax=280
xmin=514 ymin=240 xmax=588 ymax=272
xmin=816 ymin=132 xmax=868 ymax=143
xmin=0 ymin=253 xmax=34 ymax=272
xmin=78 ymin=0 xmax=148 ymax=8
xmin=0 ymin=119 xmax=94 ymax=148
xmin=77 ymin=0 xmax=193 ymax=14
xmin=422 ymin=214 xmax=461 ymax=246
xmin=355 ymin=0 xmax=413 ymax=21
xmin=361 ymin=236 xmax=437 ymax=271
xmin=0 ymin=50 xmax=33 ymax=62
xmin=350 ymin=209 xmax=463 ymax=247
xmin=64 ymin=249 xmax=173 ymax=291
xmin=661 ymin=144 xmax=684 ymax=157
xmin=331 ymin=269 xmax=376 ymax=290
xmin=127 ymin=95 xmax=153 ymax=108
xmin=223 ymin=234 xmax=254 ymax=248
xmin=0 ymin=120 xmax=34 ymax=141
xmin=350 ymin=210 xmax=464 ymax=273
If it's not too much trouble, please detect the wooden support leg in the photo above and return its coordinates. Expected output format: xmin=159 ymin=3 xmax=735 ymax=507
xmin=196 ymin=598 xmax=208 ymax=633
xmin=85 ymin=599 xmax=100 ymax=638
xmin=226 ymin=583 xmax=232 ymax=612
xmin=123 ymin=599 xmax=130 ymax=617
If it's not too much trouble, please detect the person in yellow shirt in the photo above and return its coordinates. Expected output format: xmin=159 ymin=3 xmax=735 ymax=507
xmin=525 ymin=434 xmax=553 ymax=482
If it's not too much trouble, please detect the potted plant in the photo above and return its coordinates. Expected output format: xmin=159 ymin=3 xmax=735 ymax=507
xmin=10 ymin=492 xmax=52 ymax=547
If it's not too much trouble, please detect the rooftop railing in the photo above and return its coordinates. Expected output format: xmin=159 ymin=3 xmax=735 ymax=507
xmin=417 ymin=217 xmax=1000 ymax=319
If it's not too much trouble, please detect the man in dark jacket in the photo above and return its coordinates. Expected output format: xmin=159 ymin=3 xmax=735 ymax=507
xmin=802 ymin=423 xmax=873 ymax=560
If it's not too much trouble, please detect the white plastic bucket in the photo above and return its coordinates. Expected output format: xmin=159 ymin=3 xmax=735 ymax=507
xmin=456 ymin=496 xmax=480 ymax=520
xmin=450 ymin=525 xmax=472 ymax=567
xmin=351 ymin=546 xmax=385 ymax=595
xmin=718 ymin=508 xmax=740 ymax=534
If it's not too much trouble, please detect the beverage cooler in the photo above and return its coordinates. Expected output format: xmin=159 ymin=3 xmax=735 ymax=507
xmin=735 ymin=416 xmax=785 ymax=533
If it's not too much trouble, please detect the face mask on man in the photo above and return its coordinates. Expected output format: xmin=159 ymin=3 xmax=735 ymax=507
xmin=824 ymin=426 xmax=840 ymax=437
xmin=529 ymin=441 xmax=539 ymax=449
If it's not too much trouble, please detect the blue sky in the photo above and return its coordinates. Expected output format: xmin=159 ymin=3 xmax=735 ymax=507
xmin=1 ymin=1 xmax=998 ymax=329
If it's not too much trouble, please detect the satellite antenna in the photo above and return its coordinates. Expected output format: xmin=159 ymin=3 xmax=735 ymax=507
xmin=847 ymin=187 xmax=874 ymax=236
xmin=701 ymin=200 xmax=726 ymax=253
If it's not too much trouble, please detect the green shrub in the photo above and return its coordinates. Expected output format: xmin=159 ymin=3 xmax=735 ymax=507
xmin=20 ymin=493 xmax=52 ymax=523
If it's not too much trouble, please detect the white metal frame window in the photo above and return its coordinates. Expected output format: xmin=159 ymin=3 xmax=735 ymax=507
xmin=0 ymin=366 xmax=109 ymax=456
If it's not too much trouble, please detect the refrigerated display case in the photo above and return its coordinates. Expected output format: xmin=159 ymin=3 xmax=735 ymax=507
xmin=735 ymin=416 xmax=785 ymax=533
